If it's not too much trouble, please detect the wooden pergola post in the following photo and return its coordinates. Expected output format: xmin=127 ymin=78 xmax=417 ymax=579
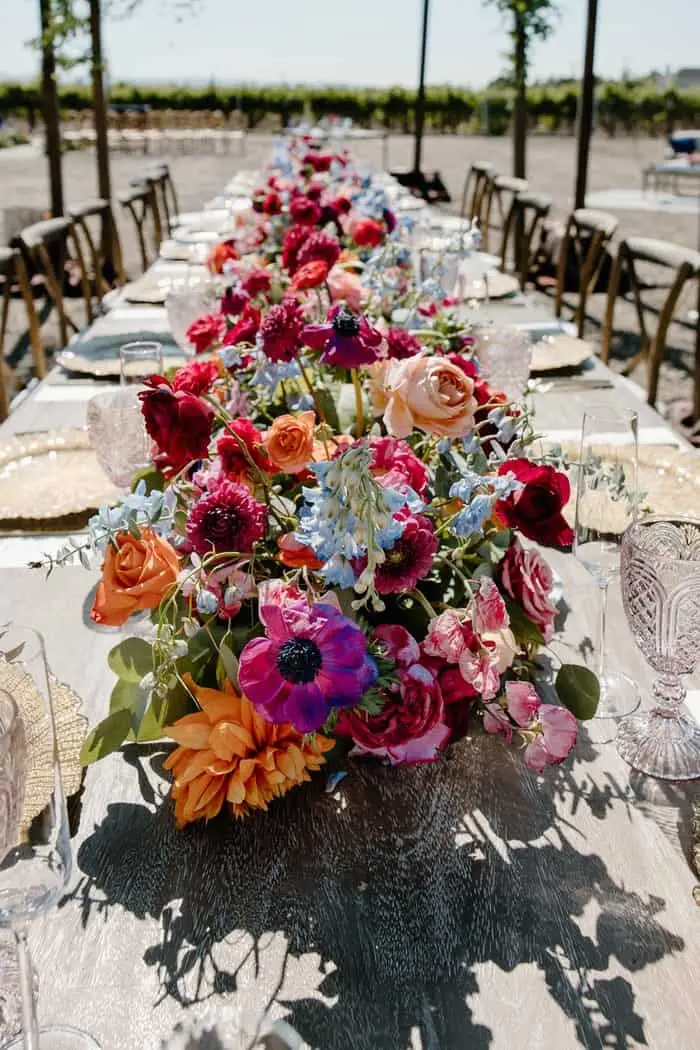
xmin=39 ymin=0 xmax=64 ymax=216
xmin=574 ymin=0 xmax=600 ymax=210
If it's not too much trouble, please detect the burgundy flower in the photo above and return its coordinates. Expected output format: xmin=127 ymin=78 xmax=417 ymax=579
xmin=223 ymin=303 xmax=261 ymax=347
xmin=495 ymin=459 xmax=574 ymax=548
xmin=185 ymin=313 xmax=226 ymax=355
xmin=216 ymin=419 xmax=278 ymax=483
xmin=385 ymin=327 xmax=422 ymax=360
xmin=335 ymin=625 xmax=449 ymax=765
xmin=303 ymin=151 xmax=333 ymax=173
xmin=383 ymin=208 xmax=397 ymax=233
xmin=139 ymin=377 xmax=214 ymax=475
xmin=172 ymin=358 xmax=220 ymax=397
xmin=281 ymin=224 xmax=312 ymax=273
xmin=241 ymin=269 xmax=272 ymax=298
xmin=351 ymin=511 xmax=437 ymax=595
xmin=302 ymin=305 xmax=382 ymax=368
xmin=263 ymin=191 xmax=282 ymax=215
xmin=186 ymin=479 xmax=266 ymax=556
xmin=296 ymin=230 xmax=341 ymax=271
xmin=305 ymin=181 xmax=325 ymax=200
xmin=259 ymin=298 xmax=305 ymax=363
xmin=220 ymin=286 xmax=251 ymax=317
xmin=290 ymin=195 xmax=322 ymax=226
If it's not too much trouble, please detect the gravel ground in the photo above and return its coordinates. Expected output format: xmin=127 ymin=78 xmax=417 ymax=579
xmin=1 ymin=132 xmax=698 ymax=429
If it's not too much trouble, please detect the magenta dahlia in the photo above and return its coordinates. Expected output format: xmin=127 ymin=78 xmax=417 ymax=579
xmin=186 ymin=480 xmax=266 ymax=556
xmin=220 ymin=286 xmax=251 ymax=317
xmin=296 ymin=230 xmax=341 ymax=271
xmin=385 ymin=327 xmax=422 ymax=360
xmin=259 ymin=298 xmax=305 ymax=363
xmin=281 ymin=225 xmax=312 ymax=273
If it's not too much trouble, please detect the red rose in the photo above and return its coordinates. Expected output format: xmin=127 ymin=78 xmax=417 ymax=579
xmin=296 ymin=230 xmax=341 ymax=271
xmin=185 ymin=313 xmax=226 ymax=355
xmin=217 ymin=419 xmax=277 ymax=482
xmin=351 ymin=217 xmax=384 ymax=248
xmin=223 ymin=303 xmax=261 ymax=347
xmin=241 ymin=269 xmax=272 ymax=298
xmin=281 ymin=224 xmax=312 ymax=273
xmin=262 ymin=191 xmax=282 ymax=215
xmin=500 ymin=538 xmax=558 ymax=642
xmin=305 ymin=181 xmax=325 ymax=200
xmin=220 ymin=286 xmax=251 ymax=316
xmin=495 ymin=459 xmax=574 ymax=548
xmin=303 ymin=152 xmax=333 ymax=173
xmin=289 ymin=260 xmax=329 ymax=292
xmin=335 ymin=625 xmax=450 ymax=765
xmin=139 ymin=377 xmax=214 ymax=475
xmin=172 ymin=358 xmax=220 ymax=397
xmin=290 ymin=195 xmax=322 ymax=226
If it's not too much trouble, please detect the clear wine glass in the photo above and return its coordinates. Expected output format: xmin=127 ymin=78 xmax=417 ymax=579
xmin=473 ymin=325 xmax=532 ymax=401
xmin=617 ymin=517 xmax=700 ymax=779
xmin=0 ymin=624 xmax=100 ymax=1049
xmin=119 ymin=341 xmax=164 ymax=387
xmin=165 ymin=277 xmax=219 ymax=356
xmin=573 ymin=407 xmax=639 ymax=717
xmin=86 ymin=389 xmax=152 ymax=491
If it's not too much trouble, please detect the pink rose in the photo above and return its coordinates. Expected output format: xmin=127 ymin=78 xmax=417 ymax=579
xmin=500 ymin=539 xmax=558 ymax=643
xmin=374 ymin=355 xmax=477 ymax=439
xmin=185 ymin=313 xmax=226 ymax=355
xmin=367 ymin=436 xmax=429 ymax=498
xmin=327 ymin=265 xmax=368 ymax=312
xmin=504 ymin=681 xmax=577 ymax=772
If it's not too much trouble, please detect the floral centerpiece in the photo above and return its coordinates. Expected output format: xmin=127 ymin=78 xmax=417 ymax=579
xmin=48 ymin=139 xmax=598 ymax=827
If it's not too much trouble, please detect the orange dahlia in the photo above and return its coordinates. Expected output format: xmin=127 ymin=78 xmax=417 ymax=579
xmin=163 ymin=675 xmax=333 ymax=825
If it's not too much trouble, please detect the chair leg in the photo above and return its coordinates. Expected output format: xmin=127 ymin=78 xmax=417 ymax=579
xmin=646 ymin=265 xmax=692 ymax=408
xmin=15 ymin=254 xmax=46 ymax=380
xmin=599 ymin=249 xmax=623 ymax=365
xmin=554 ymin=226 xmax=569 ymax=320
xmin=694 ymin=277 xmax=700 ymax=421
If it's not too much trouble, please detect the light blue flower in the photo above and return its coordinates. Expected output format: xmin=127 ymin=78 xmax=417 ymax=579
xmin=196 ymin=590 xmax=219 ymax=616
xmin=217 ymin=346 xmax=241 ymax=369
xmin=451 ymin=494 xmax=495 ymax=538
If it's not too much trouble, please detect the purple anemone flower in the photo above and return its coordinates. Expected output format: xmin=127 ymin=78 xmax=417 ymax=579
xmin=302 ymin=305 xmax=382 ymax=369
xmin=238 ymin=598 xmax=378 ymax=732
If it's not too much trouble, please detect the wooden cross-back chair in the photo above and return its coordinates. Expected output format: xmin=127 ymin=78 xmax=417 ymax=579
xmin=16 ymin=216 xmax=93 ymax=350
xmin=459 ymin=161 xmax=495 ymax=225
xmin=147 ymin=163 xmax=180 ymax=235
xmin=482 ymin=174 xmax=528 ymax=253
xmin=69 ymin=198 xmax=126 ymax=304
xmin=0 ymin=246 xmax=43 ymax=421
xmin=118 ymin=180 xmax=163 ymax=273
xmin=500 ymin=190 xmax=552 ymax=290
xmin=600 ymin=237 xmax=700 ymax=408
xmin=554 ymin=209 xmax=618 ymax=339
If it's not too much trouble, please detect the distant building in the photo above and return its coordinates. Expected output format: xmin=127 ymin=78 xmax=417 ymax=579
xmin=675 ymin=68 xmax=700 ymax=90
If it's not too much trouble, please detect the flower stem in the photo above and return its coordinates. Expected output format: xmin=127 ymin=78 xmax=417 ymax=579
xmin=408 ymin=588 xmax=437 ymax=620
xmin=298 ymin=358 xmax=327 ymax=425
xmin=352 ymin=369 xmax=364 ymax=438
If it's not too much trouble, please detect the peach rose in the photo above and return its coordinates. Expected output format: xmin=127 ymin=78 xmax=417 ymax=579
xmin=327 ymin=265 xmax=369 ymax=312
xmin=377 ymin=355 xmax=477 ymax=439
xmin=261 ymin=411 xmax=316 ymax=474
xmin=91 ymin=528 xmax=180 ymax=627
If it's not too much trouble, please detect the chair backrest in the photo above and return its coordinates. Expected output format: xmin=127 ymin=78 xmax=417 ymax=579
xmin=459 ymin=161 xmax=496 ymax=223
xmin=555 ymin=208 xmax=618 ymax=337
xmin=600 ymin=235 xmax=700 ymax=407
xmin=500 ymin=190 xmax=552 ymax=289
xmin=147 ymin=163 xmax=180 ymax=235
xmin=0 ymin=245 xmax=44 ymax=420
xmin=16 ymin=216 xmax=93 ymax=348
xmin=483 ymin=175 xmax=528 ymax=253
xmin=69 ymin=198 xmax=126 ymax=300
xmin=118 ymin=181 xmax=163 ymax=272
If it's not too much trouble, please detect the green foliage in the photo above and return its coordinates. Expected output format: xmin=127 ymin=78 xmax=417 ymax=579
xmin=555 ymin=664 xmax=600 ymax=721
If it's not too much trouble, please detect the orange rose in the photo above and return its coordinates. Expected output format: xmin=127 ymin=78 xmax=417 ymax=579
xmin=262 ymin=411 xmax=316 ymax=474
xmin=91 ymin=528 xmax=180 ymax=627
xmin=376 ymin=355 xmax=477 ymax=439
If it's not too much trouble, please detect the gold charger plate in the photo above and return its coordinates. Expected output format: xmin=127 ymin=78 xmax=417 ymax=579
xmin=463 ymin=271 xmax=521 ymax=301
xmin=530 ymin=333 xmax=594 ymax=374
xmin=0 ymin=430 xmax=120 ymax=532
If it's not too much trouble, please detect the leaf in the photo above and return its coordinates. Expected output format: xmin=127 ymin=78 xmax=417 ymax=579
xmin=314 ymin=387 xmax=340 ymax=432
xmin=131 ymin=465 xmax=166 ymax=495
xmin=137 ymin=683 xmax=194 ymax=742
xmin=109 ymin=679 xmax=141 ymax=713
xmin=81 ymin=709 xmax=132 ymax=764
xmin=555 ymin=664 xmax=600 ymax=721
xmin=505 ymin=599 xmax=545 ymax=648
xmin=218 ymin=641 xmax=240 ymax=691
xmin=108 ymin=638 xmax=153 ymax=684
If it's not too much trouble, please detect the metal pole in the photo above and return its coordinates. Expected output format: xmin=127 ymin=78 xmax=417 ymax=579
xmin=89 ymin=0 xmax=115 ymax=275
xmin=39 ymin=0 xmax=64 ymax=216
xmin=413 ymin=0 xmax=430 ymax=174
xmin=574 ymin=0 xmax=600 ymax=210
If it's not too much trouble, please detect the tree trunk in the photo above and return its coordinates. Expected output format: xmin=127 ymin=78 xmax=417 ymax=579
xmin=574 ymin=0 xmax=599 ymax=209
xmin=39 ymin=0 xmax=64 ymax=216
xmin=89 ymin=0 xmax=115 ymax=275
xmin=512 ymin=14 xmax=527 ymax=180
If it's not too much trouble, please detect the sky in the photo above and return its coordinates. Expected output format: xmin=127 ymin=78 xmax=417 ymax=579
xmin=2 ymin=1 xmax=700 ymax=87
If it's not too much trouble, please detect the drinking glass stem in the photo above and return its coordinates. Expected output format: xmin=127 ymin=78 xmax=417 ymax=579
xmin=597 ymin=581 xmax=609 ymax=683
xmin=14 ymin=927 xmax=39 ymax=1050
xmin=652 ymin=674 xmax=686 ymax=719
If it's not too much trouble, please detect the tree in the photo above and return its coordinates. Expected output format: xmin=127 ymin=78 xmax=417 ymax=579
xmin=485 ymin=1 xmax=559 ymax=178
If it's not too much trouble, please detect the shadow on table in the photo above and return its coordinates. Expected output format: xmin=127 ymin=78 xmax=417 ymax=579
xmin=69 ymin=737 xmax=684 ymax=1050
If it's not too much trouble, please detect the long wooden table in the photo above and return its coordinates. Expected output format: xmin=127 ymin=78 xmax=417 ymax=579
xmin=0 ymin=191 xmax=698 ymax=1050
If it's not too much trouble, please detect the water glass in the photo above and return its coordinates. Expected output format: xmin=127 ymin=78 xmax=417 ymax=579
xmin=573 ymin=407 xmax=639 ymax=717
xmin=472 ymin=325 xmax=532 ymax=401
xmin=87 ymin=389 xmax=152 ymax=490
xmin=119 ymin=341 xmax=163 ymax=387
xmin=0 ymin=624 xmax=99 ymax=1049
xmin=617 ymin=517 xmax=700 ymax=779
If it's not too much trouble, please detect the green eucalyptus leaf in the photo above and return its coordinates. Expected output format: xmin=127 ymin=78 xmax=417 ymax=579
xmin=108 ymin=638 xmax=153 ymax=684
xmin=555 ymin=664 xmax=600 ymax=721
xmin=131 ymin=465 xmax=166 ymax=494
xmin=218 ymin=641 xmax=240 ymax=691
xmin=80 ymin=709 xmax=132 ymax=764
